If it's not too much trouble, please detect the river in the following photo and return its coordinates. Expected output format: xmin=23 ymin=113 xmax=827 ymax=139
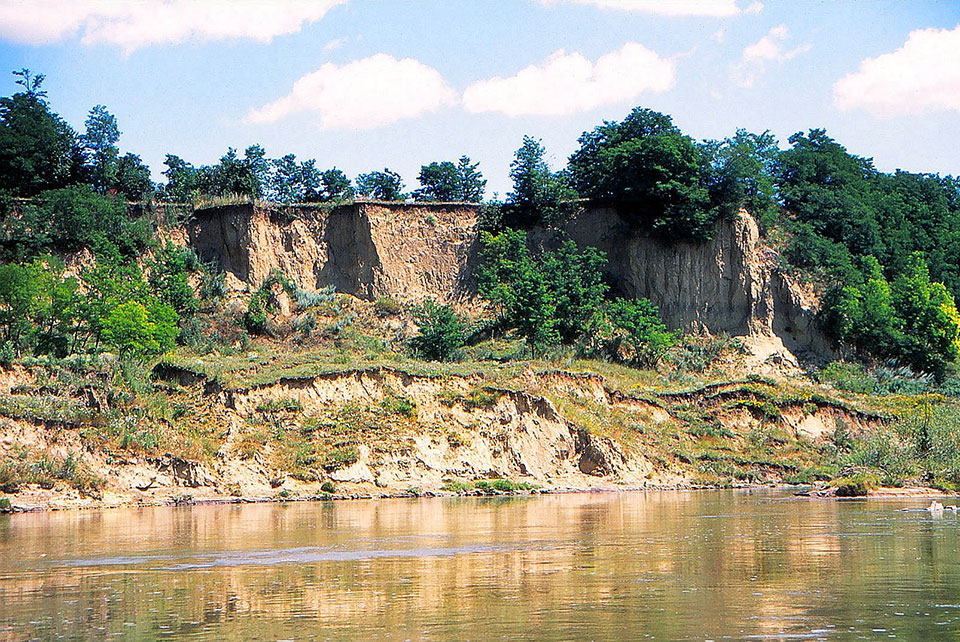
xmin=1 ymin=490 xmax=958 ymax=640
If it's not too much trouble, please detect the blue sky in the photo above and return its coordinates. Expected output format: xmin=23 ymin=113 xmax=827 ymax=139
xmin=1 ymin=0 xmax=959 ymax=196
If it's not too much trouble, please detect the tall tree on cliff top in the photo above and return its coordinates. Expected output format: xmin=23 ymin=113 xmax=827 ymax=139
xmin=503 ymin=135 xmax=575 ymax=227
xmin=567 ymin=107 xmax=713 ymax=240
xmin=356 ymin=168 xmax=404 ymax=201
xmin=413 ymin=155 xmax=486 ymax=202
xmin=0 ymin=69 xmax=83 ymax=196
xmin=82 ymin=105 xmax=120 ymax=194
xmin=321 ymin=168 xmax=354 ymax=201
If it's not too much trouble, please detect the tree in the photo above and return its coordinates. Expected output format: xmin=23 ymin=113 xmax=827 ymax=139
xmin=457 ymin=155 xmax=486 ymax=202
xmin=113 ymin=153 xmax=153 ymax=201
xmin=409 ymin=299 xmax=466 ymax=361
xmin=356 ymin=168 xmax=404 ymax=200
xmin=413 ymin=155 xmax=486 ymax=202
xmin=0 ymin=70 xmax=83 ymax=196
xmin=891 ymin=253 xmax=960 ymax=375
xmin=0 ymin=262 xmax=41 ymax=349
xmin=82 ymin=105 xmax=120 ymax=193
xmin=777 ymin=129 xmax=881 ymax=258
xmin=505 ymin=136 xmax=575 ymax=227
xmin=542 ymin=239 xmax=608 ymax=342
xmin=603 ymin=298 xmax=678 ymax=367
xmin=413 ymin=161 xmax=460 ymax=201
xmin=101 ymin=300 xmax=177 ymax=358
xmin=1 ymin=186 xmax=152 ymax=262
xmin=321 ymin=168 xmax=354 ymax=201
xmin=160 ymin=154 xmax=198 ymax=202
xmin=269 ymin=153 xmax=322 ymax=203
xmin=568 ymin=107 xmax=713 ymax=240
xmin=706 ymin=129 xmax=780 ymax=230
xmin=148 ymin=243 xmax=199 ymax=315
xmin=477 ymin=229 xmax=559 ymax=353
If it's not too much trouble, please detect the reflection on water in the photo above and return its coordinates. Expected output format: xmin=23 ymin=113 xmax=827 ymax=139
xmin=1 ymin=490 xmax=958 ymax=640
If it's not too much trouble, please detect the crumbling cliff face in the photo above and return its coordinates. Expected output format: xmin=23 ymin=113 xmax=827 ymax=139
xmin=184 ymin=200 xmax=827 ymax=358
xmin=187 ymin=201 xmax=479 ymax=301
xmin=558 ymin=207 xmax=830 ymax=359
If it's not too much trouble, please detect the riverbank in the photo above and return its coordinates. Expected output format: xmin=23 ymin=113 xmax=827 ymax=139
xmin=5 ymin=480 xmax=958 ymax=515
xmin=2 ymin=301 xmax=957 ymax=514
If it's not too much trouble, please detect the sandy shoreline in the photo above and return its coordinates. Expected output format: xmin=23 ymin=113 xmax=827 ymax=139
xmin=3 ymin=482 xmax=956 ymax=515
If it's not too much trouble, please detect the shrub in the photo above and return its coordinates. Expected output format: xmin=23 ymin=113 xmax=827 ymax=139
xmin=409 ymin=299 xmax=466 ymax=361
xmin=833 ymin=472 xmax=880 ymax=497
xmin=321 ymin=446 xmax=359 ymax=471
xmin=374 ymin=297 xmax=402 ymax=317
xmin=589 ymin=298 xmax=678 ymax=367
xmin=320 ymin=480 xmax=337 ymax=494
xmin=256 ymin=398 xmax=303 ymax=413
xmin=101 ymin=300 xmax=179 ymax=358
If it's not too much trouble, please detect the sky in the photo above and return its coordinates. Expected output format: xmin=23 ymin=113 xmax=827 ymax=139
xmin=1 ymin=0 xmax=959 ymax=196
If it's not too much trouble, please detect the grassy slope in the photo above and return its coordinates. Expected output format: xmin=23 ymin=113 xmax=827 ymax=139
xmin=0 ymin=294 xmax=957 ymax=503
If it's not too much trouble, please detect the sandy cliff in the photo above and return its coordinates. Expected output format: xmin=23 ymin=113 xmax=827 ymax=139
xmin=557 ymin=207 xmax=829 ymax=360
xmin=184 ymin=201 xmax=827 ymax=359
xmin=186 ymin=201 xmax=479 ymax=301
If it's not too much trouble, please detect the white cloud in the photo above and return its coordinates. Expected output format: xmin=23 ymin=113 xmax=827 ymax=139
xmin=834 ymin=25 xmax=960 ymax=117
xmin=0 ymin=0 xmax=343 ymax=52
xmin=462 ymin=42 xmax=675 ymax=117
xmin=246 ymin=53 xmax=457 ymax=130
xmin=732 ymin=24 xmax=809 ymax=87
xmin=712 ymin=28 xmax=726 ymax=43
xmin=538 ymin=0 xmax=759 ymax=17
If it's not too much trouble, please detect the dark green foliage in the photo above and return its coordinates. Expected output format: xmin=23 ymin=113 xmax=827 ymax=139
xmin=542 ymin=240 xmax=608 ymax=342
xmin=148 ymin=243 xmax=199 ymax=315
xmin=504 ymin=136 xmax=576 ymax=228
xmin=824 ymin=253 xmax=960 ymax=376
xmin=0 ymin=72 xmax=83 ymax=196
xmin=705 ymin=129 xmax=780 ymax=231
xmin=409 ymin=299 xmax=466 ymax=361
xmin=269 ymin=153 xmax=322 ymax=203
xmin=477 ymin=229 xmax=646 ymax=357
xmin=413 ymin=156 xmax=486 ymax=202
xmin=0 ymin=186 xmax=153 ymax=262
xmin=159 ymin=146 xmax=264 ymax=202
xmin=596 ymin=298 xmax=678 ymax=367
xmin=356 ymin=168 xmax=404 ymax=201
xmin=320 ymin=168 xmax=354 ymax=202
xmin=477 ymin=229 xmax=559 ymax=352
xmin=568 ymin=108 xmax=715 ymax=240
xmin=113 ymin=153 xmax=153 ymax=201
xmin=245 ymin=289 xmax=272 ymax=335
xmin=82 ymin=105 xmax=120 ymax=194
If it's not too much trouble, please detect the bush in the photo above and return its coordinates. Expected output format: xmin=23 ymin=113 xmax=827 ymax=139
xmin=589 ymin=298 xmax=678 ymax=367
xmin=833 ymin=472 xmax=880 ymax=497
xmin=409 ymin=299 xmax=466 ymax=361
xmin=321 ymin=446 xmax=359 ymax=471
xmin=1 ymin=186 xmax=154 ymax=262
xmin=244 ymin=290 xmax=271 ymax=335
xmin=320 ymin=480 xmax=337 ymax=494
xmin=101 ymin=300 xmax=179 ymax=359
xmin=374 ymin=297 xmax=402 ymax=317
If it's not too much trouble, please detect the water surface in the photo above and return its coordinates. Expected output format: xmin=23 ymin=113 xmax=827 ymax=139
xmin=1 ymin=490 xmax=958 ymax=640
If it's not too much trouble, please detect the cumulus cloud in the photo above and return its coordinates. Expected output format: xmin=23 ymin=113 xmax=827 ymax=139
xmin=538 ymin=0 xmax=760 ymax=17
xmin=0 ymin=0 xmax=343 ymax=52
xmin=246 ymin=54 xmax=457 ymax=130
xmin=731 ymin=24 xmax=809 ymax=87
xmin=462 ymin=42 xmax=675 ymax=117
xmin=834 ymin=25 xmax=960 ymax=117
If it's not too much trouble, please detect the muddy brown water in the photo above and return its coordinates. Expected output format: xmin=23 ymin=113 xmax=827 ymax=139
xmin=1 ymin=490 xmax=959 ymax=640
